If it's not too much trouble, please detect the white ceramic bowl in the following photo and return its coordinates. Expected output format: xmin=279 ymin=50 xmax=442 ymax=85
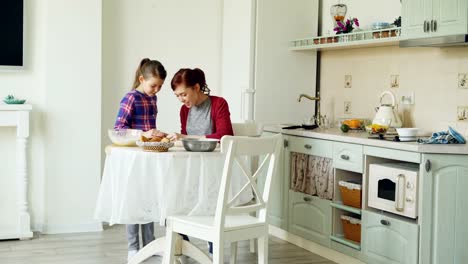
xmin=396 ymin=128 xmax=419 ymax=138
xmin=108 ymin=129 xmax=142 ymax=146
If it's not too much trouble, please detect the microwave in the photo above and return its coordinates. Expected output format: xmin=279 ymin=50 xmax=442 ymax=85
xmin=368 ymin=163 xmax=419 ymax=219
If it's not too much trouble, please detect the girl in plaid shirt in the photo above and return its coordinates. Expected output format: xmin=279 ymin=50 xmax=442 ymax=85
xmin=114 ymin=58 xmax=167 ymax=260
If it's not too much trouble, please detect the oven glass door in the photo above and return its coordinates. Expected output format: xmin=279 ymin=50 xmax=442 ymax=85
xmin=377 ymin=178 xmax=396 ymax=202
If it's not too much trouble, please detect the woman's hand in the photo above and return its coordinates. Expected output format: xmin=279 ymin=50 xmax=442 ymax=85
xmin=142 ymin=129 xmax=167 ymax=138
xmin=167 ymin=132 xmax=183 ymax=141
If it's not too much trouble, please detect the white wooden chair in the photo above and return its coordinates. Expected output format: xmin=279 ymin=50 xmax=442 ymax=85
xmin=231 ymin=122 xmax=263 ymax=137
xmin=163 ymin=134 xmax=282 ymax=264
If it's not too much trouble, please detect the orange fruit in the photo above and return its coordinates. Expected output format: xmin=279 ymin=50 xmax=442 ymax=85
xmin=343 ymin=119 xmax=361 ymax=129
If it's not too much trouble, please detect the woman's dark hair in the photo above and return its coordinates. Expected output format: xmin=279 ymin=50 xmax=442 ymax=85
xmin=170 ymin=68 xmax=211 ymax=95
xmin=132 ymin=58 xmax=167 ymax=89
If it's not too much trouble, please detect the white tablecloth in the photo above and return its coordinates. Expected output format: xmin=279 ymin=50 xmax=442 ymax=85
xmin=94 ymin=146 xmax=253 ymax=225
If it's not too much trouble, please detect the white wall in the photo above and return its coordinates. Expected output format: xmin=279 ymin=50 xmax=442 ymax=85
xmin=102 ymin=0 xmax=223 ymax=155
xmin=0 ymin=0 xmax=102 ymax=233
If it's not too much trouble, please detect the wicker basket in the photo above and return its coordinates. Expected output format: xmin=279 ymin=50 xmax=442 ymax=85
xmin=338 ymin=181 xmax=362 ymax=208
xmin=341 ymin=215 xmax=361 ymax=243
xmin=136 ymin=141 xmax=174 ymax=152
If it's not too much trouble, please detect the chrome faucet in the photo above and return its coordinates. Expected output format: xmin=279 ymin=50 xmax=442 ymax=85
xmin=297 ymin=93 xmax=323 ymax=126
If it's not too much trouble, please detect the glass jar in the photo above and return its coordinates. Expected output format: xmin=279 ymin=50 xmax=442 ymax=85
xmin=330 ymin=3 xmax=347 ymax=27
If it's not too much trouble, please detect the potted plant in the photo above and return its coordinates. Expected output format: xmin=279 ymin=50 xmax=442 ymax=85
xmin=333 ymin=17 xmax=360 ymax=42
xmin=390 ymin=16 xmax=401 ymax=37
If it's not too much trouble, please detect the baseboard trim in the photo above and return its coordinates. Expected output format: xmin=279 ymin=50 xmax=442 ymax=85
xmin=269 ymin=225 xmax=365 ymax=264
xmin=42 ymin=221 xmax=103 ymax=234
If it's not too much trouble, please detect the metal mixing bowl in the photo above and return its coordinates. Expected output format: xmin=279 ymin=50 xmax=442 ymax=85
xmin=181 ymin=138 xmax=218 ymax=152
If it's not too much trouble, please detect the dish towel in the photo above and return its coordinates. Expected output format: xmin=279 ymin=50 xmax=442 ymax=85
xmin=417 ymin=126 xmax=466 ymax=144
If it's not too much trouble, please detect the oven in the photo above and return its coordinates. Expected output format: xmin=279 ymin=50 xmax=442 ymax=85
xmin=368 ymin=163 xmax=419 ymax=219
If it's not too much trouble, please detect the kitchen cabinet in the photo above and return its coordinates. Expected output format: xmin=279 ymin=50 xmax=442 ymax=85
xmin=258 ymin=132 xmax=288 ymax=229
xmin=362 ymin=210 xmax=419 ymax=264
xmin=220 ymin=0 xmax=318 ymax=124
xmin=402 ymin=0 xmax=468 ymax=39
xmin=419 ymin=154 xmax=468 ymax=264
xmin=285 ymin=135 xmax=333 ymax=247
xmin=333 ymin=142 xmax=363 ymax=174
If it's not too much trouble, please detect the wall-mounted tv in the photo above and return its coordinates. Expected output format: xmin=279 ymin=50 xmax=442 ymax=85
xmin=0 ymin=0 xmax=24 ymax=66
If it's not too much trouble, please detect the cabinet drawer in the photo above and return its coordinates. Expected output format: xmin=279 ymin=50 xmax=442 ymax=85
xmin=333 ymin=142 xmax=363 ymax=173
xmin=288 ymin=190 xmax=332 ymax=247
xmin=287 ymin=136 xmax=332 ymax=158
xmin=362 ymin=210 xmax=419 ymax=264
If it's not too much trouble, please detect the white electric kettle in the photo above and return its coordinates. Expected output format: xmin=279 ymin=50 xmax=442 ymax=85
xmin=373 ymin=91 xmax=402 ymax=128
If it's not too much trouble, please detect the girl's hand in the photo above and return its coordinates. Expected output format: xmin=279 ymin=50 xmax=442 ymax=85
xmin=153 ymin=130 xmax=167 ymax=138
xmin=142 ymin=129 xmax=155 ymax=138
xmin=167 ymin=132 xmax=182 ymax=141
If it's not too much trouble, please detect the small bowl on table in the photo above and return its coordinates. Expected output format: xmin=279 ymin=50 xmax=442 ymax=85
xmin=181 ymin=138 xmax=218 ymax=152
xmin=108 ymin=129 xmax=142 ymax=146
xmin=136 ymin=140 xmax=174 ymax=152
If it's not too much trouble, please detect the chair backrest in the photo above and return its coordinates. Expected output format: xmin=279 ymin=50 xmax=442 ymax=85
xmin=222 ymin=122 xmax=264 ymax=153
xmin=232 ymin=122 xmax=263 ymax=137
xmin=215 ymin=134 xmax=282 ymax=229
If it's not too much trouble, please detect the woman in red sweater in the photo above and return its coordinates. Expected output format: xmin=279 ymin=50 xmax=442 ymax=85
xmin=167 ymin=68 xmax=233 ymax=141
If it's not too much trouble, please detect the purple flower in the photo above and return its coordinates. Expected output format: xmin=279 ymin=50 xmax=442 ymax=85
xmin=353 ymin=18 xmax=360 ymax=27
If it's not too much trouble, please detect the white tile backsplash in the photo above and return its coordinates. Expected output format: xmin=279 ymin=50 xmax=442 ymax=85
xmin=320 ymin=46 xmax=468 ymax=137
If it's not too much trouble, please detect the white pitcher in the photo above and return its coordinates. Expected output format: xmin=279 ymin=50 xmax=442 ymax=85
xmin=373 ymin=91 xmax=402 ymax=128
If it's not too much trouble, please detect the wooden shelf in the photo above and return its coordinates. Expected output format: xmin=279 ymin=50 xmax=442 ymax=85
xmin=290 ymin=27 xmax=402 ymax=51
xmin=331 ymin=201 xmax=362 ymax=215
xmin=330 ymin=234 xmax=361 ymax=250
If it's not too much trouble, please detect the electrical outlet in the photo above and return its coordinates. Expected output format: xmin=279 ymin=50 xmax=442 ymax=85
xmin=344 ymin=75 xmax=352 ymax=88
xmin=344 ymin=101 xmax=352 ymax=114
xmin=459 ymin=73 xmax=468 ymax=89
xmin=457 ymin=106 xmax=468 ymax=121
xmin=400 ymin=92 xmax=415 ymax=105
xmin=390 ymin=75 xmax=399 ymax=88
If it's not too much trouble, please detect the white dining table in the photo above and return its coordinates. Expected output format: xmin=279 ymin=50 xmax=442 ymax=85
xmin=94 ymin=145 xmax=253 ymax=263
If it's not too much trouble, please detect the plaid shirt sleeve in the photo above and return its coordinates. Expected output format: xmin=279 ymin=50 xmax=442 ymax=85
xmin=114 ymin=93 xmax=136 ymax=129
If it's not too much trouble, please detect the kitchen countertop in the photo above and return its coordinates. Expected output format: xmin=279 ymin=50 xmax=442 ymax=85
xmin=264 ymin=124 xmax=468 ymax=155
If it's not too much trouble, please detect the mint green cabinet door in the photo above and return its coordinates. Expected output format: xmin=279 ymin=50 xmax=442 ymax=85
xmin=402 ymin=0 xmax=432 ymax=38
xmin=432 ymin=0 xmax=468 ymax=36
xmin=288 ymin=190 xmax=332 ymax=247
xmin=420 ymin=154 xmax=468 ymax=264
xmin=362 ymin=211 xmax=419 ymax=264
xmin=260 ymin=132 xmax=287 ymax=229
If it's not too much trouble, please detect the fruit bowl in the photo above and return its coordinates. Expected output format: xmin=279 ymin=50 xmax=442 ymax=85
xmin=366 ymin=118 xmax=392 ymax=136
xmin=108 ymin=129 xmax=142 ymax=146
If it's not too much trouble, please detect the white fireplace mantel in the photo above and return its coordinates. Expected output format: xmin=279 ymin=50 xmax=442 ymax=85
xmin=0 ymin=103 xmax=33 ymax=240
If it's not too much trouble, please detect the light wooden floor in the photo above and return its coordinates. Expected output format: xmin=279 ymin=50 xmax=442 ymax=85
xmin=0 ymin=225 xmax=336 ymax=264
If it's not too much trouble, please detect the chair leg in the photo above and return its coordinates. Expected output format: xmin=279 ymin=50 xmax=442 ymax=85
xmin=229 ymin=242 xmax=237 ymax=264
xmin=212 ymin=240 xmax=224 ymax=264
xmin=162 ymin=227 xmax=177 ymax=264
xmin=257 ymin=236 xmax=268 ymax=264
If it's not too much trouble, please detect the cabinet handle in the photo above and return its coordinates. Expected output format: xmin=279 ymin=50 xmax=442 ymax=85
xmin=380 ymin=219 xmax=390 ymax=226
xmin=423 ymin=21 xmax=428 ymax=32
xmin=304 ymin=144 xmax=312 ymax=149
xmin=283 ymin=139 xmax=289 ymax=148
xmin=395 ymin=174 xmax=405 ymax=212
xmin=425 ymin=159 xmax=431 ymax=172
xmin=303 ymin=197 xmax=312 ymax=202
xmin=430 ymin=20 xmax=435 ymax=32
xmin=433 ymin=20 xmax=437 ymax=32
xmin=340 ymin=154 xmax=350 ymax=160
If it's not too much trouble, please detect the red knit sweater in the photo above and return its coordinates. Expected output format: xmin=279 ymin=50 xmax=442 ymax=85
xmin=180 ymin=96 xmax=234 ymax=140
